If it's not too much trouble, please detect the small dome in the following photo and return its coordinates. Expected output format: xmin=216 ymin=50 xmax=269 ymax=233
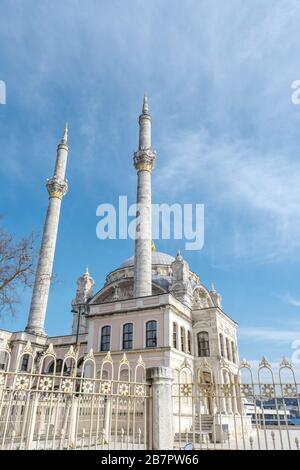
xmin=120 ymin=251 xmax=175 ymax=268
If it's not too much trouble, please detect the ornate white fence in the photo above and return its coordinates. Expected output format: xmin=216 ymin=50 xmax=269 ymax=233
xmin=0 ymin=341 xmax=150 ymax=450
xmin=173 ymin=357 xmax=300 ymax=450
xmin=1 ymin=340 xmax=300 ymax=451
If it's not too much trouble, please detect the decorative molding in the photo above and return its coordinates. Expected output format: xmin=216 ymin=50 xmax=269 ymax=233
xmin=46 ymin=177 xmax=68 ymax=199
xmin=133 ymin=148 xmax=156 ymax=173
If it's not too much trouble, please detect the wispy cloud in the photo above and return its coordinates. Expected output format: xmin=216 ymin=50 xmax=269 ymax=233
xmin=282 ymin=293 xmax=300 ymax=308
xmin=239 ymin=326 xmax=300 ymax=343
xmin=156 ymin=129 xmax=300 ymax=262
xmin=1 ymin=0 xmax=300 ymax=346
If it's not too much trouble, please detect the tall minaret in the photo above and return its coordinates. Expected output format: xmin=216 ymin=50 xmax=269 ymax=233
xmin=26 ymin=125 xmax=69 ymax=335
xmin=133 ymin=94 xmax=156 ymax=297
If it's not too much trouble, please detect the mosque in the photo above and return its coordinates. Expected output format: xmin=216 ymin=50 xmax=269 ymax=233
xmin=0 ymin=95 xmax=240 ymax=398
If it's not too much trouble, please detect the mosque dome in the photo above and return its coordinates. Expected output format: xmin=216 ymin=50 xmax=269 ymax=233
xmin=104 ymin=251 xmax=175 ymax=291
xmin=120 ymin=251 xmax=175 ymax=268
xmin=102 ymin=250 xmax=200 ymax=300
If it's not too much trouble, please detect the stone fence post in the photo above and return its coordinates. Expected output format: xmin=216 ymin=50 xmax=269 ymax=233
xmin=146 ymin=366 xmax=173 ymax=450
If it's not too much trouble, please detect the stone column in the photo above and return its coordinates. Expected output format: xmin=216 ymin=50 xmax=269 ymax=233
xmin=146 ymin=366 xmax=173 ymax=450
xmin=26 ymin=125 xmax=69 ymax=336
xmin=26 ymin=393 xmax=39 ymax=449
xmin=68 ymin=398 xmax=78 ymax=448
xmin=133 ymin=94 xmax=156 ymax=298
xmin=103 ymin=396 xmax=111 ymax=443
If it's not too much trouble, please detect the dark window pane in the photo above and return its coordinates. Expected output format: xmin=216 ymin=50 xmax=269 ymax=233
xmin=123 ymin=323 xmax=133 ymax=350
xmin=180 ymin=327 xmax=186 ymax=352
xmin=197 ymin=332 xmax=210 ymax=357
xmin=101 ymin=325 xmax=111 ymax=352
xmin=187 ymin=331 xmax=192 ymax=354
xmin=219 ymin=334 xmax=224 ymax=357
xmin=146 ymin=321 xmax=157 ymax=348
xmin=173 ymin=323 xmax=178 ymax=349
xmin=21 ymin=355 xmax=29 ymax=372
xmin=226 ymin=338 xmax=231 ymax=361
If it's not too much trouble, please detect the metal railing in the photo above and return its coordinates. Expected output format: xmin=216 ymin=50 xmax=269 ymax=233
xmin=172 ymin=357 xmax=300 ymax=450
xmin=0 ymin=341 xmax=150 ymax=450
xmin=1 ymin=339 xmax=300 ymax=450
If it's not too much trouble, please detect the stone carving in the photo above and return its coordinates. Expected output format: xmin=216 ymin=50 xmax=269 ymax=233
xmin=209 ymin=284 xmax=222 ymax=308
xmin=170 ymin=252 xmax=193 ymax=307
xmin=193 ymin=287 xmax=212 ymax=308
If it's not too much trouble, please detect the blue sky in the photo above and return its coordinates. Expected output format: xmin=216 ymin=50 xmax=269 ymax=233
xmin=1 ymin=0 xmax=300 ymax=371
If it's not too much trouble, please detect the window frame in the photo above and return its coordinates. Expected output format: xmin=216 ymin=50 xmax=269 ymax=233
xmin=231 ymin=341 xmax=236 ymax=364
xmin=180 ymin=326 xmax=186 ymax=352
xmin=219 ymin=333 xmax=225 ymax=357
xmin=21 ymin=354 xmax=29 ymax=372
xmin=122 ymin=322 xmax=133 ymax=350
xmin=100 ymin=325 xmax=111 ymax=352
xmin=145 ymin=320 xmax=157 ymax=348
xmin=187 ymin=330 xmax=192 ymax=354
xmin=172 ymin=322 xmax=178 ymax=349
xmin=197 ymin=331 xmax=210 ymax=357
xmin=226 ymin=337 xmax=231 ymax=361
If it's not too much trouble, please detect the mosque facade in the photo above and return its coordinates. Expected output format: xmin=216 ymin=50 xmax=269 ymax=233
xmin=0 ymin=96 xmax=240 ymax=403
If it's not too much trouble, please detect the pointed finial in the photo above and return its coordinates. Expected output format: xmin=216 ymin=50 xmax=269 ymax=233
xmin=142 ymin=92 xmax=149 ymax=114
xmin=176 ymin=249 xmax=183 ymax=261
xmin=85 ymin=266 xmax=89 ymax=276
xmin=211 ymin=283 xmax=216 ymax=292
xmin=61 ymin=122 xmax=68 ymax=144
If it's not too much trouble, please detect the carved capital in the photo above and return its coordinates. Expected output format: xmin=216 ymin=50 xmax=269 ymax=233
xmin=46 ymin=177 xmax=68 ymax=199
xmin=133 ymin=149 xmax=156 ymax=172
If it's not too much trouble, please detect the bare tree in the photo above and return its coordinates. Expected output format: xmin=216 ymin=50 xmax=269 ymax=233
xmin=0 ymin=217 xmax=36 ymax=317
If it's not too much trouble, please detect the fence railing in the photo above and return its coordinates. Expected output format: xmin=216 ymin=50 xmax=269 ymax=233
xmin=0 ymin=341 xmax=150 ymax=450
xmin=172 ymin=357 xmax=300 ymax=450
xmin=1 ymin=340 xmax=300 ymax=450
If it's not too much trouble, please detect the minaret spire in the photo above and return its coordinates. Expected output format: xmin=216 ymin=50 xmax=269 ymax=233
xmin=26 ymin=124 xmax=69 ymax=335
xmin=142 ymin=92 xmax=149 ymax=114
xmin=133 ymin=94 xmax=156 ymax=297
xmin=61 ymin=122 xmax=68 ymax=144
xmin=138 ymin=92 xmax=152 ymax=151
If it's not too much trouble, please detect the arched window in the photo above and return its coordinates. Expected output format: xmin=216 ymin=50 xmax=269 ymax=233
xmin=21 ymin=354 xmax=30 ymax=372
xmin=48 ymin=359 xmax=67 ymax=374
xmin=180 ymin=326 xmax=186 ymax=352
xmin=146 ymin=320 xmax=157 ymax=348
xmin=187 ymin=331 xmax=192 ymax=354
xmin=197 ymin=332 xmax=210 ymax=357
xmin=122 ymin=323 xmax=133 ymax=350
xmin=231 ymin=341 xmax=236 ymax=364
xmin=100 ymin=325 xmax=111 ymax=352
xmin=219 ymin=334 xmax=225 ymax=357
xmin=226 ymin=338 xmax=231 ymax=361
xmin=0 ymin=351 xmax=8 ymax=371
xmin=172 ymin=322 xmax=178 ymax=349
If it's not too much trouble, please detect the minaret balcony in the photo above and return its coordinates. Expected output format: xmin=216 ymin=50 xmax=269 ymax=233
xmin=46 ymin=176 xmax=68 ymax=199
xmin=133 ymin=148 xmax=156 ymax=172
